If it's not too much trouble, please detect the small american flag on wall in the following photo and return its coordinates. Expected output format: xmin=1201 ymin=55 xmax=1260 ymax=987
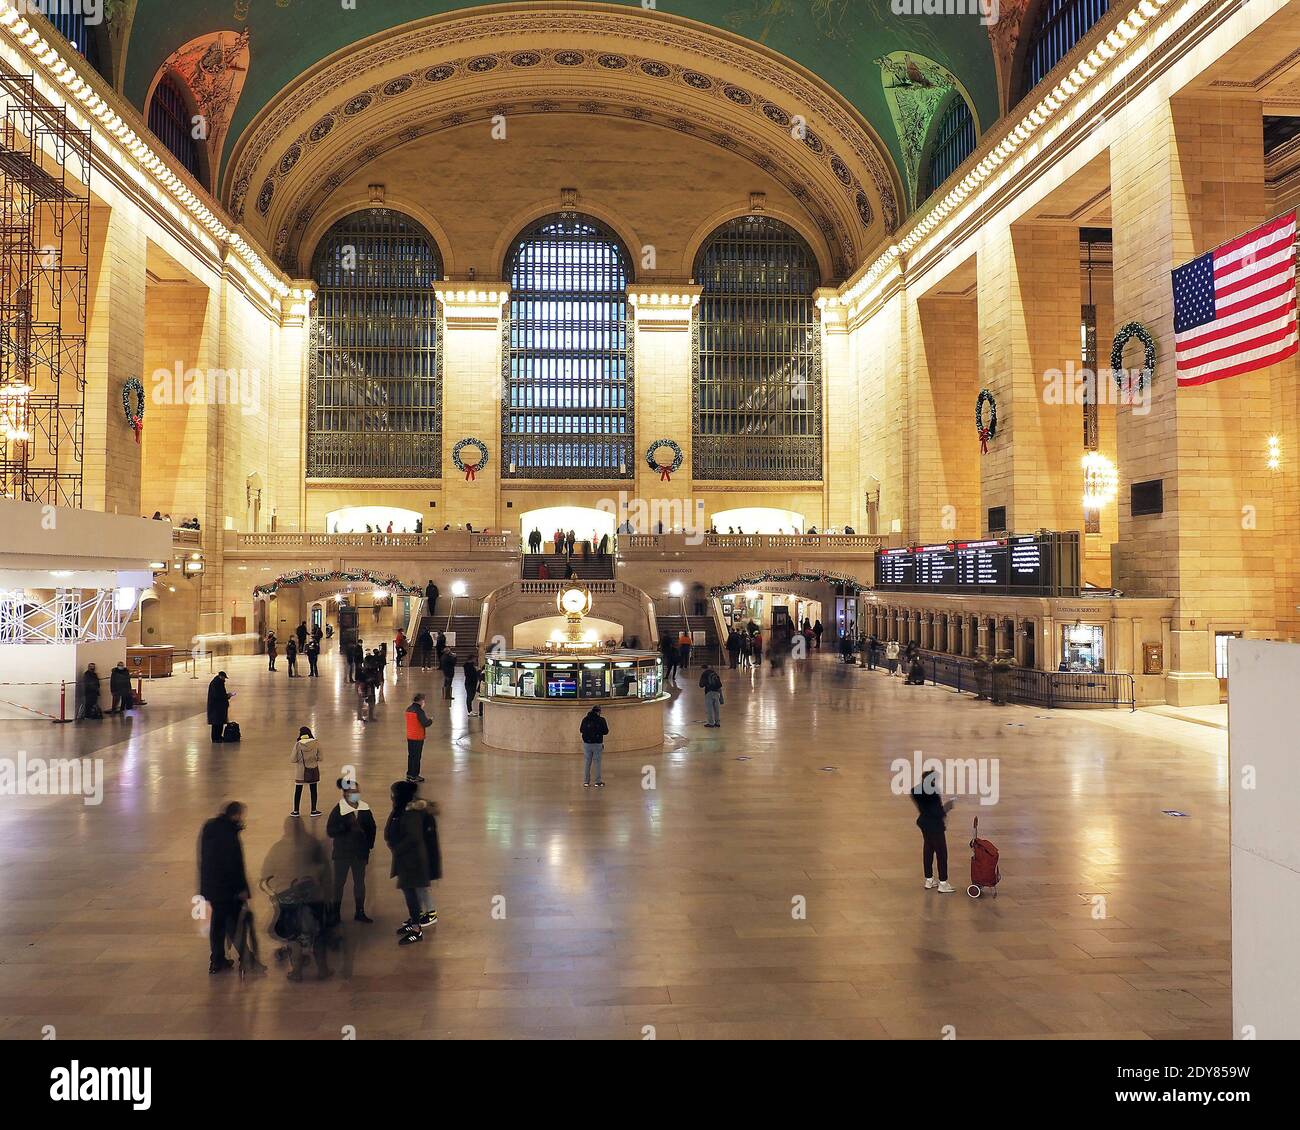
xmin=1171 ymin=210 xmax=1297 ymax=387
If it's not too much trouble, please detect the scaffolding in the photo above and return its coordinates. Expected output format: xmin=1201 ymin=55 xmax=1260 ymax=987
xmin=0 ymin=64 xmax=91 ymax=509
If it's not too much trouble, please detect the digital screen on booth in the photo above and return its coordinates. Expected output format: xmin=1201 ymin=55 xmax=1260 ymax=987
xmin=874 ymin=536 xmax=1049 ymax=594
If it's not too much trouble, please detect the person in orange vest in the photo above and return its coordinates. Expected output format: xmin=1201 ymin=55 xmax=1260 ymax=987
xmin=405 ymin=693 xmax=432 ymax=784
xmin=677 ymin=630 xmax=693 ymax=671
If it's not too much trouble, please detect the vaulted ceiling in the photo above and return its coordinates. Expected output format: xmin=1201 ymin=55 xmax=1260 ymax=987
xmin=119 ymin=1 xmax=1002 ymax=198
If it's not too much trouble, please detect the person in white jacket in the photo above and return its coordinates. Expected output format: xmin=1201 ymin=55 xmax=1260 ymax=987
xmin=291 ymin=727 xmax=324 ymax=817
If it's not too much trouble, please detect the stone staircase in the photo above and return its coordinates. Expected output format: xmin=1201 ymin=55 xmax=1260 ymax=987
xmin=521 ymin=552 xmax=615 ymax=581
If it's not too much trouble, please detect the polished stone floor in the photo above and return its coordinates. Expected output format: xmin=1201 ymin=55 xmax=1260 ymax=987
xmin=0 ymin=649 xmax=1229 ymax=1040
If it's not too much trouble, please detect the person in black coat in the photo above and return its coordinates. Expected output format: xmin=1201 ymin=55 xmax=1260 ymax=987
xmin=416 ymin=627 xmax=434 ymax=669
xmin=108 ymin=661 xmax=132 ymax=714
xmin=326 ymin=777 xmax=377 ymax=923
xmin=435 ymin=631 xmax=447 ymax=666
xmin=80 ymin=663 xmax=102 ymax=720
xmin=911 ymin=769 xmax=955 ymax=893
xmin=199 ymin=802 xmax=250 ymax=973
xmin=463 ymin=657 xmax=480 ymax=711
xmin=285 ymin=638 xmax=299 ymax=677
xmin=305 ymin=637 xmax=320 ymax=677
xmin=296 ymin=621 xmax=308 ymax=650
xmin=439 ymin=648 xmax=457 ymax=699
xmin=385 ymin=780 xmax=441 ymax=944
xmin=424 ymin=580 xmax=439 ymax=617
xmin=207 ymin=672 xmax=231 ymax=741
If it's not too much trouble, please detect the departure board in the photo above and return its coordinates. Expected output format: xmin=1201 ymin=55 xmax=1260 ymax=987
xmin=873 ymin=535 xmax=1061 ymax=594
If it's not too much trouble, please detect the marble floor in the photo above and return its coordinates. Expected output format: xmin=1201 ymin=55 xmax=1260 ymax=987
xmin=0 ymin=650 xmax=1230 ymax=1040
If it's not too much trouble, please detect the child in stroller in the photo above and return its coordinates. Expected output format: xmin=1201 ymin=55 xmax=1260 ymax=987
xmin=261 ymin=876 xmax=337 ymax=981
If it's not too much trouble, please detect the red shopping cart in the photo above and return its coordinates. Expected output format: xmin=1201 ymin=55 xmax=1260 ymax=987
xmin=968 ymin=816 xmax=1001 ymax=898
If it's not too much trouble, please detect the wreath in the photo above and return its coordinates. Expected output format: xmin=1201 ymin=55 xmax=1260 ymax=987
xmin=1110 ymin=322 xmax=1156 ymax=397
xmin=645 ymin=438 xmax=683 ymax=481
xmin=975 ymin=389 xmax=997 ymax=454
xmin=122 ymin=378 xmax=145 ymax=444
xmin=452 ymin=437 xmax=488 ymax=481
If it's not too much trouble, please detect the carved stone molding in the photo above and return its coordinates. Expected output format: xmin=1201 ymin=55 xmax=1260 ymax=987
xmin=222 ymin=6 xmax=901 ymax=261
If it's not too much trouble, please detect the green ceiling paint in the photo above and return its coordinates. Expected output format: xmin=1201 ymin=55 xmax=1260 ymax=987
xmin=124 ymin=1 xmax=998 ymax=203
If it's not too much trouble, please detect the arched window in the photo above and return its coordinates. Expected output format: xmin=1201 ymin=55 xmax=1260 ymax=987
xmin=503 ymin=214 xmax=634 ymax=478
xmin=308 ymin=209 xmax=443 ymax=478
xmin=147 ymin=74 xmax=203 ymax=181
xmin=923 ymin=96 xmax=977 ymax=202
xmin=1019 ymin=0 xmax=1111 ymax=101
xmin=44 ymin=9 xmax=103 ymax=74
xmin=692 ymin=215 xmax=822 ymax=480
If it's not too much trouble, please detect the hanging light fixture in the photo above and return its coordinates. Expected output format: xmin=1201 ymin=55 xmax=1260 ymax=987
xmin=0 ymin=382 xmax=32 ymax=442
xmin=1081 ymin=451 xmax=1118 ymax=510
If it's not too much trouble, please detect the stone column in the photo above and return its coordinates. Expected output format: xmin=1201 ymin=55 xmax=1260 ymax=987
xmin=84 ymin=204 xmax=147 ymax=515
xmin=629 ymin=286 xmax=701 ymax=534
xmin=273 ymin=284 xmax=315 ymax=531
xmin=1111 ymin=95 xmax=1278 ymax=704
xmin=818 ymin=290 xmax=856 ymax=529
xmin=436 ymin=286 xmax=509 ymax=531
xmin=976 ymin=224 xmax=1081 ymax=535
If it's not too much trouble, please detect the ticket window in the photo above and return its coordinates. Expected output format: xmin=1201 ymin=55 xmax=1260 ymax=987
xmin=580 ymin=664 xmax=610 ymax=698
xmin=1061 ymin=625 xmax=1105 ymax=672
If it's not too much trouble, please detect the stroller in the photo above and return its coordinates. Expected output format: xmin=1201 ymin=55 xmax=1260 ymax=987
xmin=261 ymin=876 xmax=335 ymax=979
xmin=967 ymin=816 xmax=1001 ymax=898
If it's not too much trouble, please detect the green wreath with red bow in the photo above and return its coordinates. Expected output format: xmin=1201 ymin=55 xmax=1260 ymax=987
xmin=122 ymin=378 xmax=145 ymax=444
xmin=975 ymin=389 xmax=997 ymax=454
xmin=452 ymin=437 xmax=488 ymax=481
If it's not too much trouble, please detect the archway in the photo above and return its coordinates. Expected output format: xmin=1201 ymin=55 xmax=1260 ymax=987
xmin=711 ymin=507 xmax=807 ymax=535
xmin=519 ymin=507 xmax=616 ymax=551
xmin=326 ymin=506 xmax=423 ymax=534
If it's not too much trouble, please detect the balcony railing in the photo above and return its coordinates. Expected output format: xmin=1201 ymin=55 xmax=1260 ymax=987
xmin=621 ymin=533 xmax=881 ymax=553
xmin=229 ymin=531 xmax=518 ymax=552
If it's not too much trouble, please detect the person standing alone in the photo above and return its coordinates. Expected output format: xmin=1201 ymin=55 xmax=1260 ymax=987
xmin=290 ymin=726 xmax=323 ymax=817
xmin=326 ymin=776 xmax=376 ymax=923
xmin=405 ymin=693 xmax=432 ymax=783
xmin=911 ymin=768 xmax=955 ymax=893
xmin=580 ymin=705 xmax=608 ymax=788
xmin=199 ymin=801 xmax=250 ymax=974
xmin=207 ymin=671 xmax=232 ymax=742
xmin=699 ymin=664 xmax=724 ymax=727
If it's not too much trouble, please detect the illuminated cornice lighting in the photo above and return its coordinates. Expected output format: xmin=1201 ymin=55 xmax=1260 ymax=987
xmin=0 ymin=2 xmax=291 ymax=302
xmin=1267 ymin=435 xmax=1281 ymax=471
xmin=839 ymin=0 xmax=1177 ymax=314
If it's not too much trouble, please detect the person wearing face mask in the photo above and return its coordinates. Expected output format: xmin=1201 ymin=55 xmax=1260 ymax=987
xmin=326 ymin=776 xmax=377 ymax=924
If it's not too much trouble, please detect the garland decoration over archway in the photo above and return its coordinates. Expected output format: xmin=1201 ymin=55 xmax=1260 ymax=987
xmin=253 ymin=569 xmax=422 ymax=597
xmin=452 ymin=437 xmax=488 ymax=482
xmin=708 ymin=569 xmax=866 ymax=598
xmin=646 ymin=438 xmax=683 ymax=482
xmin=122 ymin=378 xmax=146 ymax=444
xmin=975 ymin=389 xmax=997 ymax=454
xmin=1110 ymin=321 xmax=1157 ymax=396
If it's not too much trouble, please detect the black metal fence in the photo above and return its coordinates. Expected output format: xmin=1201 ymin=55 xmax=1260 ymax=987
xmin=900 ymin=652 xmax=1135 ymax=711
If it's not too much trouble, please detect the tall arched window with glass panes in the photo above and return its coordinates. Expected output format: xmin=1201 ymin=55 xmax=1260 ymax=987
xmin=923 ymin=95 xmax=977 ymax=202
xmin=502 ymin=214 xmax=634 ymax=478
xmin=1018 ymin=0 xmax=1111 ymax=103
xmin=692 ymin=215 xmax=822 ymax=480
xmin=147 ymin=74 xmax=204 ymax=182
xmin=308 ymin=210 xmax=443 ymax=478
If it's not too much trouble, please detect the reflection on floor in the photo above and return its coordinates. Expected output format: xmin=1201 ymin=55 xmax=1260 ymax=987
xmin=0 ymin=650 xmax=1229 ymax=1040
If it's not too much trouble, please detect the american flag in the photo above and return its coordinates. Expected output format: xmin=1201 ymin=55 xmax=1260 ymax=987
xmin=1171 ymin=210 xmax=1297 ymax=387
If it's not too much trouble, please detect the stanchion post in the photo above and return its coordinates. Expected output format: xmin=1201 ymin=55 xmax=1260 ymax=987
xmin=52 ymin=680 xmax=72 ymax=724
xmin=134 ymin=675 xmax=148 ymax=707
